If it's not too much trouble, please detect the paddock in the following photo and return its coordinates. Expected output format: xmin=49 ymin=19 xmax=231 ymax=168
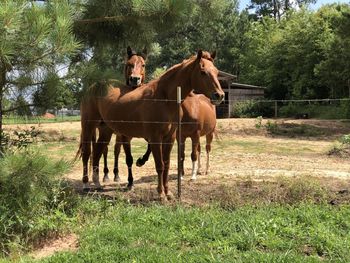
xmin=5 ymin=118 xmax=350 ymax=205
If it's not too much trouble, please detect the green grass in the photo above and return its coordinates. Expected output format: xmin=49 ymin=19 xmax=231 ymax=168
xmin=11 ymin=201 xmax=350 ymax=263
xmin=3 ymin=116 xmax=80 ymax=125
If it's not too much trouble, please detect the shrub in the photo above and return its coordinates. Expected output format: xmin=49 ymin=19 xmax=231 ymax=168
xmin=279 ymin=102 xmax=346 ymax=119
xmin=232 ymin=100 xmax=274 ymax=118
xmin=0 ymin=151 xmax=77 ymax=256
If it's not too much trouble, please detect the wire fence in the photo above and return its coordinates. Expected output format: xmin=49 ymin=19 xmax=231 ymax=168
xmin=3 ymin=95 xmax=350 ymax=199
xmin=225 ymin=97 xmax=350 ymax=119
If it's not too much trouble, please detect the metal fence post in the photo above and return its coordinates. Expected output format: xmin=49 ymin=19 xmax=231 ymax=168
xmin=274 ymin=101 xmax=278 ymax=118
xmin=177 ymin=86 xmax=182 ymax=200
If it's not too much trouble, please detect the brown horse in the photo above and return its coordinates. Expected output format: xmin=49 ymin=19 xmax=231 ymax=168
xmin=136 ymin=54 xmax=217 ymax=180
xmin=78 ymin=50 xmax=224 ymax=200
xmin=136 ymin=92 xmax=216 ymax=180
xmin=97 ymin=46 xmax=147 ymax=186
xmin=179 ymin=92 xmax=216 ymax=180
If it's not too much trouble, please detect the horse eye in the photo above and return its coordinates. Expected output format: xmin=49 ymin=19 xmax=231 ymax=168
xmin=142 ymin=65 xmax=145 ymax=68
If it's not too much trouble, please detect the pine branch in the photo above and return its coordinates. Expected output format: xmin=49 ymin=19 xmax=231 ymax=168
xmin=75 ymin=16 xmax=127 ymax=24
xmin=3 ymin=104 xmax=37 ymax=113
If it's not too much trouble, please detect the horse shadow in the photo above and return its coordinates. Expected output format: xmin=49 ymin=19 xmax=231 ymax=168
xmin=65 ymin=173 xmax=179 ymax=199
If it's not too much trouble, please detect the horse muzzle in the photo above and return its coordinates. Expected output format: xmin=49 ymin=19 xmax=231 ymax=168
xmin=211 ymin=92 xmax=225 ymax=105
xmin=129 ymin=76 xmax=142 ymax=87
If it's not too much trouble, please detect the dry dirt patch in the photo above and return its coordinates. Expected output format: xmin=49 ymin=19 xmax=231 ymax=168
xmin=31 ymin=234 xmax=78 ymax=260
xmin=5 ymin=118 xmax=350 ymax=206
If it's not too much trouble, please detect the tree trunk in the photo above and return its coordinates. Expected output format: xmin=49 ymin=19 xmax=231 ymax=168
xmin=0 ymin=67 xmax=5 ymax=154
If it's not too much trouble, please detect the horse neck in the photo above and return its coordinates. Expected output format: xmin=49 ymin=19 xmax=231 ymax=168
xmin=154 ymin=61 xmax=196 ymax=102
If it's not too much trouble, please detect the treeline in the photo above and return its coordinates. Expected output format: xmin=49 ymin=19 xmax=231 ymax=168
xmin=0 ymin=0 xmax=350 ymax=119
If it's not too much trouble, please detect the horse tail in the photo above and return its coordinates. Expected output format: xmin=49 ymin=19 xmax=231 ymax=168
xmin=213 ymin=127 xmax=221 ymax=141
xmin=75 ymin=133 xmax=83 ymax=161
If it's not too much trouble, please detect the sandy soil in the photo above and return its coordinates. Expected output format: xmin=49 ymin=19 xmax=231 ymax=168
xmin=9 ymin=118 xmax=350 ymax=258
xmin=57 ymin=118 xmax=350 ymax=203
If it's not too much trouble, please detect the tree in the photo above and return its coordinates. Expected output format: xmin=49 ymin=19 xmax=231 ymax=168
xmin=0 ymin=0 xmax=80 ymax=150
xmin=314 ymin=4 xmax=350 ymax=98
xmin=248 ymin=0 xmax=316 ymax=21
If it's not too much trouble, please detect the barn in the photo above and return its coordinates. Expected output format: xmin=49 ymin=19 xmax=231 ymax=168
xmin=217 ymin=71 xmax=265 ymax=118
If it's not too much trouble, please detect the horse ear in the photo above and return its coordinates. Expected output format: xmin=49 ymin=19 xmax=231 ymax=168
xmin=127 ymin=46 xmax=133 ymax=58
xmin=141 ymin=47 xmax=148 ymax=60
xmin=211 ymin=50 xmax=216 ymax=60
xmin=197 ymin=50 xmax=203 ymax=60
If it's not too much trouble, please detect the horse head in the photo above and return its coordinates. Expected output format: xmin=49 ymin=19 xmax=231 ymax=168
xmin=192 ymin=50 xmax=224 ymax=105
xmin=125 ymin=46 xmax=147 ymax=88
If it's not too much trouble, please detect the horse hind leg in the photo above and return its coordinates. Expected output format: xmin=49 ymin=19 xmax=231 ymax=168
xmin=190 ymin=135 xmax=200 ymax=180
xmin=92 ymin=129 xmax=113 ymax=189
xmin=122 ymin=136 xmax=134 ymax=190
xmin=205 ymin=132 xmax=214 ymax=175
xmin=197 ymin=142 xmax=202 ymax=175
xmin=102 ymin=144 xmax=109 ymax=182
xmin=80 ymin=123 xmax=96 ymax=191
xmin=113 ymin=135 xmax=122 ymax=182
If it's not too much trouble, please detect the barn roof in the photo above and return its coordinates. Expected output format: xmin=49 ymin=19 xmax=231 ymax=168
xmin=218 ymin=70 xmax=265 ymax=90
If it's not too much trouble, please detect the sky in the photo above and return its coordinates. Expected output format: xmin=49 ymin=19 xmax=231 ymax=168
xmin=238 ymin=0 xmax=350 ymax=11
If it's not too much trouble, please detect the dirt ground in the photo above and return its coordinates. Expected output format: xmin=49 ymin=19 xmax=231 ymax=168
xmin=7 ymin=118 xmax=350 ymax=205
xmin=7 ymin=118 xmax=350 ymax=258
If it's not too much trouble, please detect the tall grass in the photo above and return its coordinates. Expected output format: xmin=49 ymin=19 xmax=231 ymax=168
xmin=33 ymin=201 xmax=350 ymax=262
xmin=0 ymin=151 xmax=78 ymax=256
xmin=3 ymin=115 xmax=80 ymax=125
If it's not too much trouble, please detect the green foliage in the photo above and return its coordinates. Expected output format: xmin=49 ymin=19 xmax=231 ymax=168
xmin=27 ymin=202 xmax=350 ymax=262
xmin=279 ymin=101 xmax=349 ymax=119
xmin=240 ymin=4 xmax=350 ymax=101
xmin=339 ymin=134 xmax=350 ymax=145
xmin=0 ymin=126 xmax=40 ymax=155
xmin=0 ymin=0 xmax=81 ymax=126
xmin=232 ymin=100 xmax=274 ymax=117
xmin=0 ymin=151 xmax=77 ymax=256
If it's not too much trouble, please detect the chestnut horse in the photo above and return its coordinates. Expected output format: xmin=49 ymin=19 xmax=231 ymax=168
xmin=78 ymin=50 xmax=224 ymax=200
xmin=136 ymin=92 xmax=216 ymax=180
xmin=97 ymin=46 xmax=147 ymax=186
xmin=179 ymin=92 xmax=216 ymax=180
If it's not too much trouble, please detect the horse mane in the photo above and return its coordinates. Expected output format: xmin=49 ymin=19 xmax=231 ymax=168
xmin=83 ymin=79 xmax=123 ymax=100
xmin=84 ymin=52 xmax=214 ymax=99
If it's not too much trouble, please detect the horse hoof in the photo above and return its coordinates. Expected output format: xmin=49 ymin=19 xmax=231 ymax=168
xmin=190 ymin=177 xmax=197 ymax=181
xmin=197 ymin=171 xmax=202 ymax=175
xmin=126 ymin=185 xmax=133 ymax=191
xmin=136 ymin=158 xmax=144 ymax=167
xmin=166 ymin=192 xmax=174 ymax=201
xmin=95 ymin=186 xmax=104 ymax=191
xmin=114 ymin=176 xmax=120 ymax=182
xmin=159 ymin=193 xmax=168 ymax=203
xmin=83 ymin=186 xmax=90 ymax=192
xmin=103 ymin=176 xmax=110 ymax=183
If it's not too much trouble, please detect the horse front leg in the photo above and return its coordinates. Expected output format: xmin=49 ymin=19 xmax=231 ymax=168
xmin=136 ymin=140 xmax=151 ymax=167
xmin=205 ymin=132 xmax=214 ymax=175
xmin=113 ymin=135 xmax=122 ymax=182
xmin=80 ymin=123 xmax=96 ymax=191
xmin=122 ymin=136 xmax=134 ymax=190
xmin=102 ymin=144 xmax=109 ymax=182
xmin=190 ymin=134 xmax=200 ymax=180
xmin=179 ymin=136 xmax=186 ymax=179
xmin=162 ymin=131 xmax=176 ymax=199
xmin=92 ymin=131 xmax=112 ymax=189
xmin=150 ymin=139 xmax=165 ymax=201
